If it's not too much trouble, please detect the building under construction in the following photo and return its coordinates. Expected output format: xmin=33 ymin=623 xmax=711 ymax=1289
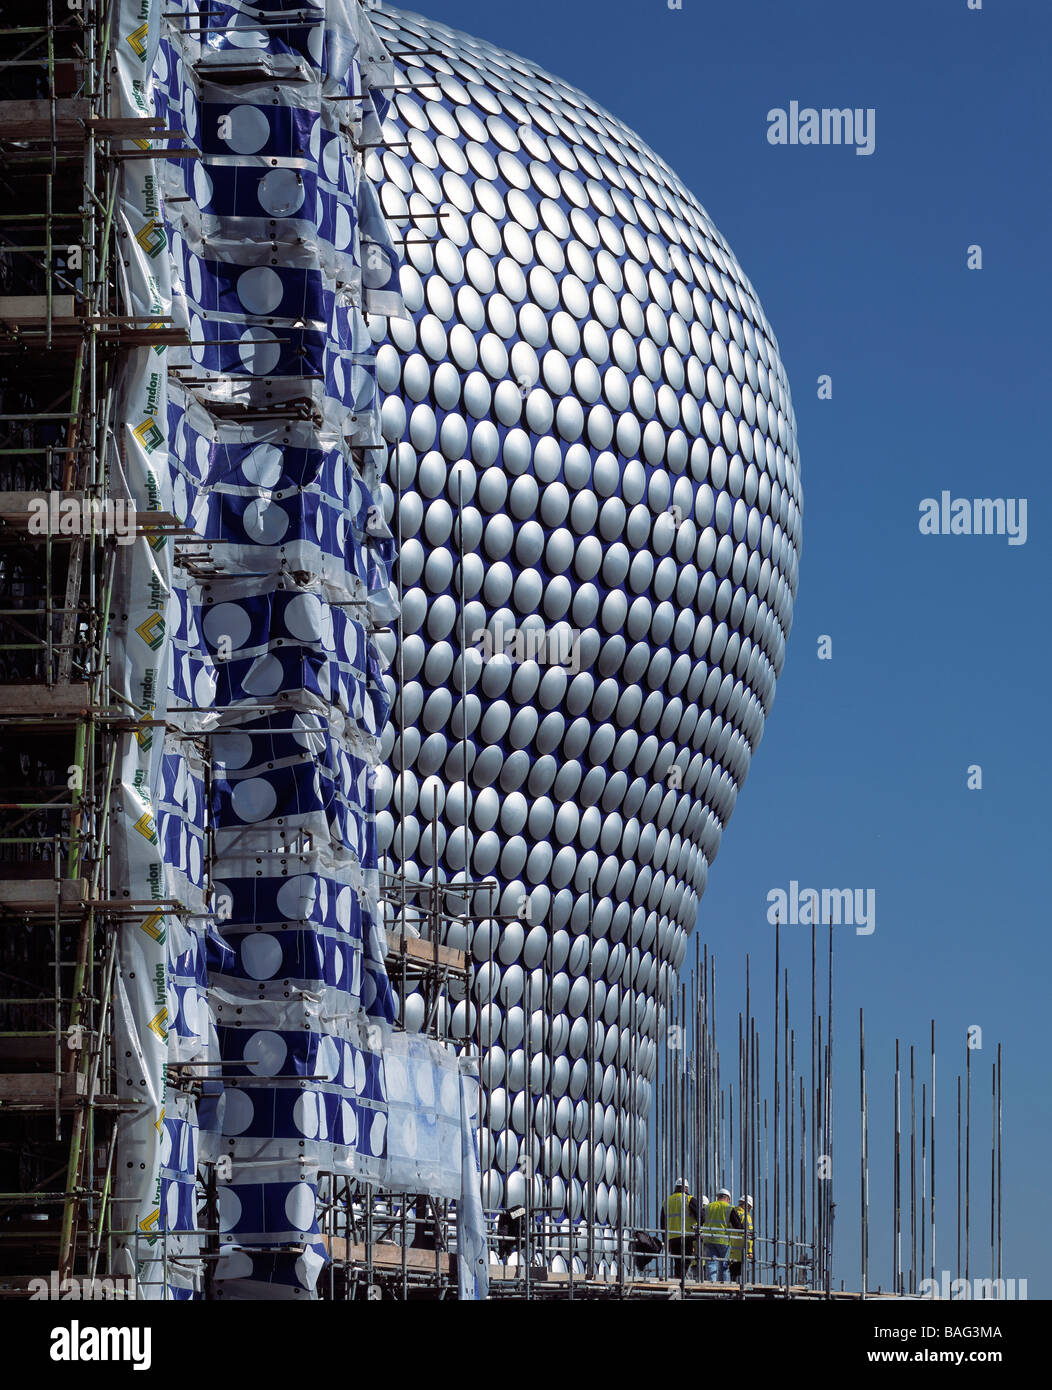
xmin=0 ymin=0 xmax=490 ymax=1302
xmin=0 ymin=0 xmax=1007 ymax=1303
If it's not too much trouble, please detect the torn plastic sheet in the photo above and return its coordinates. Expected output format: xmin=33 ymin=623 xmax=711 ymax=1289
xmin=457 ymin=1060 xmax=489 ymax=1301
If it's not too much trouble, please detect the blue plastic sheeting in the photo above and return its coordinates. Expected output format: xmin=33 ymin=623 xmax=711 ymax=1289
xmin=200 ymin=1026 xmax=467 ymax=1298
xmin=107 ymin=0 xmax=482 ymax=1301
xmin=155 ymin=0 xmax=401 ymax=1298
xmin=105 ymin=0 xmax=476 ymax=1299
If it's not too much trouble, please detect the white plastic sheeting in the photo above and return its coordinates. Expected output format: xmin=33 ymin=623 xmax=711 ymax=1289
xmin=457 ymin=1061 xmax=489 ymax=1300
xmin=108 ymin=0 xmax=185 ymax=1298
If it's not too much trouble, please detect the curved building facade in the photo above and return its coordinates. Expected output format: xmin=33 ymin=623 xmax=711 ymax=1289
xmin=368 ymin=6 xmax=803 ymax=1235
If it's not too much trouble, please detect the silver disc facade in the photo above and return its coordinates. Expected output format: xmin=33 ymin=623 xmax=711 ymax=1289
xmin=367 ymin=5 xmax=803 ymax=1245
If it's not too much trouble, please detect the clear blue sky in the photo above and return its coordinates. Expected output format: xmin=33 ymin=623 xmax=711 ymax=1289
xmin=385 ymin=0 xmax=1051 ymax=1294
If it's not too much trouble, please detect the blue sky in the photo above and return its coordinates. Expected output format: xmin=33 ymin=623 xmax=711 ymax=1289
xmin=385 ymin=0 xmax=1051 ymax=1293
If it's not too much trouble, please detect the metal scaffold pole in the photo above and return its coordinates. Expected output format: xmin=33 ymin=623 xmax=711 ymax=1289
xmin=0 ymin=0 xmax=156 ymax=1294
xmin=910 ymin=1046 xmax=917 ymax=1295
xmin=825 ymin=922 xmax=834 ymax=1299
xmin=773 ymin=917 xmax=780 ymax=1287
xmin=930 ymin=1020 xmax=937 ymax=1287
xmin=894 ymin=1039 xmax=901 ymax=1295
xmin=996 ymin=1045 xmax=1003 ymax=1285
xmin=859 ymin=1008 xmax=868 ymax=1298
xmin=965 ymin=1031 xmax=971 ymax=1285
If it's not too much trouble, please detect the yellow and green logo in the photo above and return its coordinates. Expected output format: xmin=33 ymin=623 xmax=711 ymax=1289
xmin=127 ymin=23 xmax=149 ymax=61
xmin=133 ymin=417 xmax=164 ymax=454
xmin=135 ymin=612 xmax=165 ymax=651
xmin=138 ymin=1207 xmax=160 ymax=1246
xmin=135 ymin=220 xmax=167 ymax=259
xmin=147 ymin=1008 xmax=168 ymax=1045
xmin=134 ymin=723 xmax=154 ymax=751
xmin=139 ymin=910 xmax=165 ymax=944
xmin=132 ymin=810 xmax=158 ymax=844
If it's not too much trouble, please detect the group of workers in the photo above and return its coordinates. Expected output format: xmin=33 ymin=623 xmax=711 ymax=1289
xmin=661 ymin=1180 xmax=754 ymax=1283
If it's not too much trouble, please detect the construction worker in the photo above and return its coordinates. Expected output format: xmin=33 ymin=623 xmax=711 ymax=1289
xmin=700 ymin=1187 xmax=734 ymax=1282
xmin=728 ymin=1194 xmax=754 ymax=1283
xmin=660 ymin=1178 xmax=699 ymax=1279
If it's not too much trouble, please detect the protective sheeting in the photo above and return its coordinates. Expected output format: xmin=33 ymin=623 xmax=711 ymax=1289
xmin=108 ymin=0 xmax=184 ymax=1298
xmin=101 ymin=0 xmax=484 ymax=1299
xmin=457 ymin=1061 xmax=490 ymax=1301
xmin=203 ymin=1025 xmax=465 ymax=1299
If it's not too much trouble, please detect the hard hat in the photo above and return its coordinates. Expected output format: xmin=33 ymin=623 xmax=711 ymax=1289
xmin=716 ymin=1187 xmax=731 ymax=1200
xmin=737 ymin=1195 xmax=753 ymax=1208
xmin=675 ymin=1177 xmax=688 ymax=1189
xmin=701 ymin=1195 xmax=709 ymax=1206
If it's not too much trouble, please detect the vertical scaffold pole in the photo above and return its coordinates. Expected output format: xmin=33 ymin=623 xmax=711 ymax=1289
xmin=859 ymin=1008 xmax=868 ymax=1297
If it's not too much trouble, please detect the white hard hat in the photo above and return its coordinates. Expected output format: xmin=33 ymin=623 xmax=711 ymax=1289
xmin=701 ymin=1195 xmax=709 ymax=1206
xmin=716 ymin=1187 xmax=731 ymax=1200
xmin=737 ymin=1195 xmax=753 ymax=1208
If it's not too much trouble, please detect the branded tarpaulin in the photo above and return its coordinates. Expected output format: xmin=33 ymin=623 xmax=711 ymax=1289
xmin=108 ymin=0 xmax=484 ymax=1299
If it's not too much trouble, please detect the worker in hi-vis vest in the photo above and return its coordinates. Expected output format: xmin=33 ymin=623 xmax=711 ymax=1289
xmin=728 ymin=1194 xmax=754 ymax=1283
xmin=700 ymin=1187 xmax=734 ymax=1282
xmin=660 ymin=1178 xmax=700 ymax=1278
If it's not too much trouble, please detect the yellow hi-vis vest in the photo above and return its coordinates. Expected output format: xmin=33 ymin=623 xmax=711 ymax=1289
xmin=727 ymin=1208 xmax=754 ymax=1257
xmin=666 ymin=1191 xmax=697 ymax=1239
xmin=701 ymin=1199 xmax=732 ymax=1245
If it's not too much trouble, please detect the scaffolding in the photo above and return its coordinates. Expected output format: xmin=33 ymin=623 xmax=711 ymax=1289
xmin=0 ymin=2 xmax=1009 ymax=1305
xmin=0 ymin=0 xmax=488 ymax=1302
xmin=0 ymin=0 xmax=187 ymax=1297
